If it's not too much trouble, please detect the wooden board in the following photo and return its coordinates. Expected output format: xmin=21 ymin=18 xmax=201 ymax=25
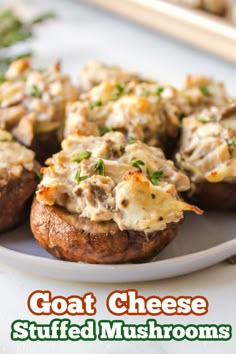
xmin=85 ymin=0 xmax=236 ymax=63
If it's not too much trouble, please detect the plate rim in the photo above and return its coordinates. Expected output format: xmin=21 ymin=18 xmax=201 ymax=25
xmin=0 ymin=239 xmax=236 ymax=283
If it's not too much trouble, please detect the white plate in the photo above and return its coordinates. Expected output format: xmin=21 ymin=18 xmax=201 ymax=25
xmin=0 ymin=212 xmax=235 ymax=283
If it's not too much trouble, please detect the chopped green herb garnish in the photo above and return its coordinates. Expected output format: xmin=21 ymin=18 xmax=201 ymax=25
xmin=131 ymin=159 xmax=145 ymax=170
xmin=72 ymin=151 xmax=92 ymax=163
xmin=90 ymin=100 xmax=102 ymax=109
xmin=200 ymin=85 xmax=210 ymax=97
xmin=196 ymin=115 xmax=212 ymax=123
xmin=94 ymin=159 xmax=105 ymax=176
xmin=31 ymin=84 xmax=42 ymax=98
xmin=155 ymin=86 xmax=164 ymax=96
xmin=0 ymin=73 xmax=6 ymax=82
xmin=34 ymin=170 xmax=43 ymax=180
xmin=128 ymin=136 xmax=136 ymax=144
xmin=21 ymin=74 xmax=27 ymax=82
xmin=146 ymin=168 xmax=163 ymax=185
xmin=141 ymin=91 xmax=150 ymax=97
xmin=99 ymin=126 xmax=113 ymax=136
xmin=115 ymin=82 xmax=124 ymax=94
xmin=0 ymin=138 xmax=14 ymax=142
xmin=228 ymin=137 xmax=236 ymax=147
xmin=75 ymin=169 xmax=89 ymax=183
xmin=227 ymin=255 xmax=236 ymax=265
xmin=111 ymin=82 xmax=124 ymax=101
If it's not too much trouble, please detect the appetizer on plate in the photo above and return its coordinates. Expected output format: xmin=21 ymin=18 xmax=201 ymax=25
xmin=0 ymin=129 xmax=39 ymax=232
xmin=0 ymin=58 xmax=78 ymax=163
xmin=78 ymin=60 xmax=142 ymax=92
xmin=175 ymin=103 xmax=236 ymax=209
xmin=65 ymin=79 xmax=182 ymax=152
xmin=67 ymin=63 xmax=230 ymax=155
xmin=180 ymin=75 xmax=230 ymax=115
xmin=30 ymin=131 xmax=202 ymax=264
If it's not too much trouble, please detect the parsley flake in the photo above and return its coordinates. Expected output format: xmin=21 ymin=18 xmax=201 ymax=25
xmin=155 ymin=86 xmax=164 ymax=96
xmin=200 ymin=85 xmax=210 ymax=97
xmin=90 ymin=100 xmax=102 ymax=109
xmin=72 ymin=151 xmax=92 ymax=163
xmin=94 ymin=159 xmax=105 ymax=176
xmin=31 ymin=84 xmax=42 ymax=98
xmin=111 ymin=82 xmax=124 ymax=101
xmin=228 ymin=137 xmax=236 ymax=147
xmin=142 ymin=91 xmax=150 ymax=97
xmin=0 ymin=138 xmax=14 ymax=142
xmin=147 ymin=168 xmax=163 ymax=185
xmin=196 ymin=115 xmax=212 ymax=123
xmin=115 ymin=82 xmax=124 ymax=94
xmin=99 ymin=126 xmax=113 ymax=136
xmin=75 ymin=169 xmax=89 ymax=183
xmin=131 ymin=159 xmax=145 ymax=170
xmin=34 ymin=170 xmax=43 ymax=180
xmin=128 ymin=136 xmax=136 ymax=144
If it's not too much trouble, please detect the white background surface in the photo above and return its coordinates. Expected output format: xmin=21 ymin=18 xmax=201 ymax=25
xmin=0 ymin=0 xmax=236 ymax=353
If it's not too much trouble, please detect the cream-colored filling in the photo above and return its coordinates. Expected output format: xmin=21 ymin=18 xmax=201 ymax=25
xmin=78 ymin=60 xmax=141 ymax=92
xmin=37 ymin=132 xmax=201 ymax=233
xmin=176 ymin=106 xmax=236 ymax=186
xmin=0 ymin=129 xmax=35 ymax=187
xmin=66 ymin=69 xmax=230 ymax=148
xmin=65 ymin=80 xmax=182 ymax=147
xmin=0 ymin=58 xmax=78 ymax=145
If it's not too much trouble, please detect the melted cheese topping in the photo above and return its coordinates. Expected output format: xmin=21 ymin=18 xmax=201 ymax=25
xmin=78 ymin=61 xmax=141 ymax=92
xmin=37 ymin=132 xmax=201 ymax=233
xmin=66 ymin=67 xmax=230 ymax=148
xmin=177 ymin=75 xmax=230 ymax=119
xmin=0 ymin=129 xmax=35 ymax=187
xmin=114 ymin=172 xmax=199 ymax=232
xmin=0 ymin=58 xmax=78 ymax=145
xmin=176 ymin=105 xmax=236 ymax=187
xmin=65 ymin=80 xmax=182 ymax=147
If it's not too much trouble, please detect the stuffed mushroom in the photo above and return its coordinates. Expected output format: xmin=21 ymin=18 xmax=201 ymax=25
xmin=0 ymin=129 xmax=39 ymax=232
xmin=68 ymin=65 xmax=230 ymax=156
xmin=78 ymin=60 xmax=142 ymax=92
xmin=175 ymin=103 xmax=236 ymax=209
xmin=31 ymin=131 xmax=202 ymax=264
xmin=65 ymin=79 xmax=187 ymax=155
xmin=0 ymin=58 xmax=78 ymax=163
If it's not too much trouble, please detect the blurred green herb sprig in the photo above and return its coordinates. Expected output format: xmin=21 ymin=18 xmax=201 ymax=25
xmin=0 ymin=9 xmax=56 ymax=72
